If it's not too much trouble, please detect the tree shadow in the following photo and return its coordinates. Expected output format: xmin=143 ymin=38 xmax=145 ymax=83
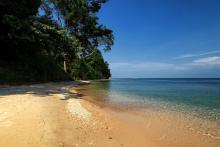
xmin=59 ymin=93 xmax=85 ymax=100
xmin=0 ymin=81 xmax=86 ymax=99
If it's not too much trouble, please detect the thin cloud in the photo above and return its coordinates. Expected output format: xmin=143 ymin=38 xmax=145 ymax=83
xmin=110 ymin=57 xmax=220 ymax=73
xmin=109 ymin=58 xmax=220 ymax=78
xmin=176 ymin=50 xmax=220 ymax=59
xmin=110 ymin=62 xmax=187 ymax=72
xmin=192 ymin=56 xmax=220 ymax=65
xmin=109 ymin=62 xmax=188 ymax=78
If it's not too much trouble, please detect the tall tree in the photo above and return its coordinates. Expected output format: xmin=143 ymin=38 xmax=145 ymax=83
xmin=0 ymin=0 xmax=114 ymax=83
xmin=50 ymin=0 xmax=114 ymax=55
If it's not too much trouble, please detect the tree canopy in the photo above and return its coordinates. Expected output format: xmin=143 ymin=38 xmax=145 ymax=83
xmin=0 ymin=0 xmax=113 ymax=83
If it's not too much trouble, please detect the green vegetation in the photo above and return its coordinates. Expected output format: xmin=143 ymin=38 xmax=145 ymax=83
xmin=0 ymin=0 xmax=113 ymax=84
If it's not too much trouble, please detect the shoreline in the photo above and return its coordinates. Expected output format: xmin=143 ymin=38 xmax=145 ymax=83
xmin=74 ymin=83 xmax=220 ymax=146
xmin=65 ymin=82 xmax=220 ymax=146
xmin=0 ymin=81 xmax=219 ymax=147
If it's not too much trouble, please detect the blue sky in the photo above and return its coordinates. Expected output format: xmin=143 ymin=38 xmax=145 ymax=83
xmin=98 ymin=0 xmax=220 ymax=78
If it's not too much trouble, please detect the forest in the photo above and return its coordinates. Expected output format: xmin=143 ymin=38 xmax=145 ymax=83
xmin=0 ymin=0 xmax=114 ymax=83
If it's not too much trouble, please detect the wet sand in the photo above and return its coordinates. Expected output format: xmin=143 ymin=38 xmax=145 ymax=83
xmin=0 ymin=82 xmax=219 ymax=147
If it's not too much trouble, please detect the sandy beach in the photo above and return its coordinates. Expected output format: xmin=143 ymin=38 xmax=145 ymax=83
xmin=0 ymin=81 xmax=219 ymax=147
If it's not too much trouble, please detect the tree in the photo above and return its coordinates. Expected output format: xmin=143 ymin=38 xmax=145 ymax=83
xmin=0 ymin=0 xmax=114 ymax=83
xmin=50 ymin=0 xmax=114 ymax=79
xmin=49 ymin=0 xmax=114 ymax=54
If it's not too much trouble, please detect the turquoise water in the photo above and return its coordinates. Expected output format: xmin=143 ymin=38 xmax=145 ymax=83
xmin=87 ymin=78 xmax=220 ymax=122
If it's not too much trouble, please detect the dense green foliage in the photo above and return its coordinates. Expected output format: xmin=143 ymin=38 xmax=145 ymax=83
xmin=0 ymin=0 xmax=113 ymax=83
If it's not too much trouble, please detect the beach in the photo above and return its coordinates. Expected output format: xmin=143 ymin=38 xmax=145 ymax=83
xmin=0 ymin=81 xmax=219 ymax=147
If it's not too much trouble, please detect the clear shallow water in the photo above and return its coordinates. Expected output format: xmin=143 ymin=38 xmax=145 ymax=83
xmin=87 ymin=78 xmax=220 ymax=122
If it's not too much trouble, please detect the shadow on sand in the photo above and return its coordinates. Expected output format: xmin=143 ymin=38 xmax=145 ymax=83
xmin=0 ymin=81 xmax=86 ymax=99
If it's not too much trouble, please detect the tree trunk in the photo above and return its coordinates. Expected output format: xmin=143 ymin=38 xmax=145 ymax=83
xmin=64 ymin=60 xmax=67 ymax=72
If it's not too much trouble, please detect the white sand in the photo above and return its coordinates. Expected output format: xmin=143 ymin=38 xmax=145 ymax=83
xmin=56 ymin=88 xmax=91 ymax=121
xmin=66 ymin=99 xmax=91 ymax=121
